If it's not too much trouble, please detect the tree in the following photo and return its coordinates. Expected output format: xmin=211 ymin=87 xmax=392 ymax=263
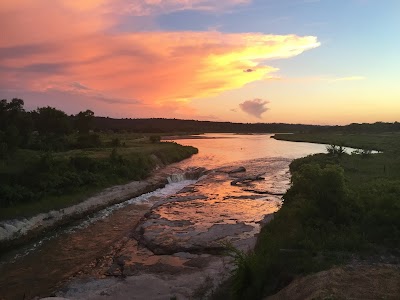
xmin=34 ymin=106 xmax=71 ymax=135
xmin=0 ymin=99 xmax=28 ymax=155
xmin=75 ymin=110 xmax=94 ymax=134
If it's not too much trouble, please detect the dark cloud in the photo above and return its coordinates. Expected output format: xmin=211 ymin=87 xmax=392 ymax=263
xmin=20 ymin=63 xmax=68 ymax=73
xmin=70 ymin=82 xmax=90 ymax=90
xmin=239 ymin=99 xmax=270 ymax=118
xmin=94 ymin=94 xmax=142 ymax=105
xmin=0 ymin=43 xmax=54 ymax=60
xmin=243 ymin=68 xmax=254 ymax=73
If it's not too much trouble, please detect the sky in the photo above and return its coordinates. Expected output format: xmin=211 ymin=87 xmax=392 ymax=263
xmin=0 ymin=0 xmax=399 ymax=124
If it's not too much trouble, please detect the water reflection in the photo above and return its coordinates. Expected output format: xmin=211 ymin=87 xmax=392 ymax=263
xmin=169 ymin=133 xmax=328 ymax=169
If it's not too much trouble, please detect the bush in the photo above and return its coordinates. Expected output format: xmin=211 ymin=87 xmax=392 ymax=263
xmin=149 ymin=135 xmax=161 ymax=143
xmin=110 ymin=138 xmax=121 ymax=147
xmin=75 ymin=133 xmax=102 ymax=148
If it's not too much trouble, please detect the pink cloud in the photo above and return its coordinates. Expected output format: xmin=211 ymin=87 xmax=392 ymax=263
xmin=0 ymin=0 xmax=320 ymax=118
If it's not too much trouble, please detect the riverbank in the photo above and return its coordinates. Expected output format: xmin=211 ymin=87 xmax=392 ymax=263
xmin=272 ymin=132 xmax=400 ymax=153
xmin=229 ymin=134 xmax=400 ymax=299
xmin=0 ymin=166 xmax=207 ymax=300
xmin=0 ymin=141 xmax=198 ymax=252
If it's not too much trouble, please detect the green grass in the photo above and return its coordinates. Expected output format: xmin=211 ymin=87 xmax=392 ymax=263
xmin=273 ymin=132 xmax=400 ymax=153
xmin=0 ymin=133 xmax=198 ymax=220
xmin=0 ymin=186 xmax=102 ymax=220
xmin=230 ymin=133 xmax=400 ymax=300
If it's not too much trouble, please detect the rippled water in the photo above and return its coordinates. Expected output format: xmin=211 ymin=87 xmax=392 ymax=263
xmin=169 ymin=133 xmax=329 ymax=169
xmin=0 ymin=134 xmax=327 ymax=300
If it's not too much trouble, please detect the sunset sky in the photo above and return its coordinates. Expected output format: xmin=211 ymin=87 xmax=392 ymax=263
xmin=1 ymin=0 xmax=399 ymax=124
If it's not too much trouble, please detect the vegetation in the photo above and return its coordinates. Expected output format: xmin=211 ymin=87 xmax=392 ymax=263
xmin=230 ymin=134 xmax=400 ymax=299
xmin=273 ymin=132 xmax=400 ymax=154
xmin=0 ymin=99 xmax=197 ymax=220
xmin=93 ymin=117 xmax=400 ymax=134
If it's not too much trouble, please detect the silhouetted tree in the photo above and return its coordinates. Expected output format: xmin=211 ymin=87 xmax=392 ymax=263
xmin=0 ymin=98 xmax=31 ymax=155
xmin=34 ymin=106 xmax=71 ymax=135
xmin=75 ymin=109 xmax=94 ymax=134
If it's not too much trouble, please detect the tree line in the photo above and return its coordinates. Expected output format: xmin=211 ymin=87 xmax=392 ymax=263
xmin=0 ymin=98 xmax=96 ymax=157
xmin=2 ymin=98 xmax=399 ymax=158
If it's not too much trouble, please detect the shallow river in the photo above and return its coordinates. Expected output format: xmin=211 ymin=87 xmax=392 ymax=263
xmin=0 ymin=134 xmax=329 ymax=300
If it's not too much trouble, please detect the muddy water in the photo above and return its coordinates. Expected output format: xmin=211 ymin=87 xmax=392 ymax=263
xmin=0 ymin=134 xmax=327 ymax=300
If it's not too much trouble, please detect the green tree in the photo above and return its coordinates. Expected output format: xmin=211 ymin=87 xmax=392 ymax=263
xmin=0 ymin=98 xmax=29 ymax=155
xmin=34 ymin=106 xmax=71 ymax=135
xmin=75 ymin=109 xmax=94 ymax=134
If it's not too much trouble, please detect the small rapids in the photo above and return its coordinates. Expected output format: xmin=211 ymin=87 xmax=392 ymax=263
xmin=0 ymin=170 xmax=202 ymax=266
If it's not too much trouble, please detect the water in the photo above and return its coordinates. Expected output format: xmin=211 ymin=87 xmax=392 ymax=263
xmin=0 ymin=134 xmax=327 ymax=299
xmin=169 ymin=133 xmax=329 ymax=169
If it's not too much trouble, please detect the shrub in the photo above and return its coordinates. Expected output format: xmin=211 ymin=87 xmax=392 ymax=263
xmin=75 ymin=133 xmax=102 ymax=148
xmin=149 ymin=135 xmax=161 ymax=143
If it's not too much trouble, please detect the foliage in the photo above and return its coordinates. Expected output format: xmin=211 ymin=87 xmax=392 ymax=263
xmin=0 ymin=98 xmax=32 ymax=155
xmin=326 ymin=144 xmax=346 ymax=156
xmin=0 ymin=99 xmax=198 ymax=219
xmin=75 ymin=133 xmax=102 ymax=148
xmin=74 ymin=109 xmax=94 ymax=134
xmin=0 ymin=142 xmax=197 ymax=217
xmin=274 ymin=132 xmax=400 ymax=154
xmin=34 ymin=106 xmax=72 ymax=136
xmin=149 ymin=135 xmax=161 ymax=143
xmin=231 ymin=150 xmax=400 ymax=299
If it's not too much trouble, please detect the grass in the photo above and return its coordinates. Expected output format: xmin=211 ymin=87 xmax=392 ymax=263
xmin=273 ymin=132 xmax=400 ymax=153
xmin=0 ymin=133 xmax=198 ymax=220
xmin=0 ymin=186 xmax=102 ymax=220
xmin=229 ymin=132 xmax=400 ymax=299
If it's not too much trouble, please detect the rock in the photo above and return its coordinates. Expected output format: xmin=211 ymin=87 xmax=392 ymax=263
xmin=258 ymin=214 xmax=275 ymax=226
xmin=139 ymin=221 xmax=254 ymax=255
xmin=185 ymin=167 xmax=207 ymax=179
xmin=228 ymin=166 xmax=246 ymax=174
xmin=106 ymin=263 xmax=121 ymax=276
xmin=231 ymin=173 xmax=265 ymax=186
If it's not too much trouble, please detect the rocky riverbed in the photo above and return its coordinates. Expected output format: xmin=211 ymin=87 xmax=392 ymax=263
xmin=55 ymin=158 xmax=291 ymax=300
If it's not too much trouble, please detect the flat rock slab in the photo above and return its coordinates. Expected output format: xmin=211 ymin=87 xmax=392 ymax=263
xmin=136 ymin=171 xmax=281 ymax=254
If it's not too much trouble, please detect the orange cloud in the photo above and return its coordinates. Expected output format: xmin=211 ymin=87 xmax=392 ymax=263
xmin=0 ymin=0 xmax=320 ymax=115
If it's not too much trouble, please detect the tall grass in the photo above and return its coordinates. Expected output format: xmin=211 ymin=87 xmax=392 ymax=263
xmin=231 ymin=151 xmax=400 ymax=299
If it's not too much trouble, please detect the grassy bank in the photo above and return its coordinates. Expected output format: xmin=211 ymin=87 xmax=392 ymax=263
xmin=273 ymin=132 xmax=400 ymax=153
xmin=229 ymin=134 xmax=400 ymax=299
xmin=0 ymin=133 xmax=197 ymax=220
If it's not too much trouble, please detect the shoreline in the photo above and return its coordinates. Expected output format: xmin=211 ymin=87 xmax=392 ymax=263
xmin=0 ymin=158 xmax=204 ymax=254
xmin=272 ymin=133 xmax=382 ymax=152
xmin=0 ymin=175 xmax=168 ymax=254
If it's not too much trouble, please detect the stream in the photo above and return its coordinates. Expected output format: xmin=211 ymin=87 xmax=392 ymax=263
xmin=0 ymin=134 xmax=330 ymax=300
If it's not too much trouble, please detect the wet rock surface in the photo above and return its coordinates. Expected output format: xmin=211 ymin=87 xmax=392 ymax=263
xmin=58 ymin=158 xmax=291 ymax=300
xmin=135 ymin=171 xmax=280 ymax=254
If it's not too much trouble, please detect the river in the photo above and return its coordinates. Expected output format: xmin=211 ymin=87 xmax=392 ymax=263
xmin=0 ymin=134 xmax=329 ymax=300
